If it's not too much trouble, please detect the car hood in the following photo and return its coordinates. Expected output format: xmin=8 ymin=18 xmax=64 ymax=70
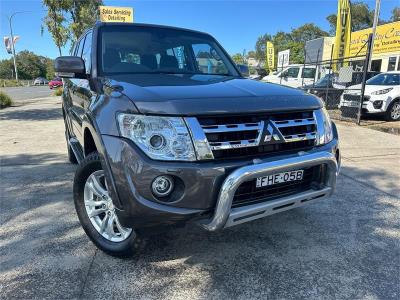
xmin=106 ymin=74 xmax=322 ymax=116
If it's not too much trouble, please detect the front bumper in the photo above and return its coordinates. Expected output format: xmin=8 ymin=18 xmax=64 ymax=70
xmin=102 ymin=134 xmax=340 ymax=230
xmin=200 ymin=151 xmax=338 ymax=231
xmin=339 ymin=95 xmax=390 ymax=114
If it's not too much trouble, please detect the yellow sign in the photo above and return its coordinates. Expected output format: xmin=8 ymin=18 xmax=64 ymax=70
xmin=99 ymin=6 xmax=134 ymax=23
xmin=266 ymin=41 xmax=274 ymax=70
xmin=349 ymin=21 xmax=400 ymax=56
xmin=333 ymin=0 xmax=352 ymax=60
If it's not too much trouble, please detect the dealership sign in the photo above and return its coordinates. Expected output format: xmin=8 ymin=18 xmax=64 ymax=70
xmin=349 ymin=21 xmax=400 ymax=56
xmin=277 ymin=49 xmax=290 ymax=70
xmin=334 ymin=0 xmax=351 ymax=60
xmin=265 ymin=41 xmax=274 ymax=70
xmin=99 ymin=6 xmax=134 ymax=23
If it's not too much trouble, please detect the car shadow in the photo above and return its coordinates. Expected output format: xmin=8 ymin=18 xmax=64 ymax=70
xmin=0 ymin=107 xmax=62 ymax=121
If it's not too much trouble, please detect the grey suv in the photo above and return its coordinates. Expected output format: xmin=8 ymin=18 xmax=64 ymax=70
xmin=55 ymin=22 xmax=340 ymax=257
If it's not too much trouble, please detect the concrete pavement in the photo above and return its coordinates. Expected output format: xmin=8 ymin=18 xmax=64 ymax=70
xmin=0 ymin=97 xmax=399 ymax=299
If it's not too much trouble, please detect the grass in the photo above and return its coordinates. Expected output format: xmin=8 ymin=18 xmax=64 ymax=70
xmin=0 ymin=91 xmax=12 ymax=108
xmin=53 ymin=87 xmax=63 ymax=96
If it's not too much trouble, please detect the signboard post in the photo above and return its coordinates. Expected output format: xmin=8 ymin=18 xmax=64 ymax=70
xmin=99 ymin=6 xmax=134 ymax=23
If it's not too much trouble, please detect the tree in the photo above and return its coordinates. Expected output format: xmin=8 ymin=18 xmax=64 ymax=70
xmin=0 ymin=52 xmax=54 ymax=80
xmin=326 ymin=2 xmax=374 ymax=34
xmin=392 ymin=7 xmax=400 ymax=22
xmin=231 ymin=53 xmax=245 ymax=64
xmin=42 ymin=0 xmax=103 ymax=53
xmin=0 ymin=59 xmax=14 ymax=79
xmin=15 ymin=51 xmax=47 ymax=80
xmin=64 ymin=0 xmax=103 ymax=41
xmin=290 ymin=23 xmax=329 ymax=43
xmin=255 ymin=33 xmax=272 ymax=63
xmin=42 ymin=0 xmax=69 ymax=56
xmin=247 ymin=51 xmax=256 ymax=59
xmin=45 ymin=58 xmax=55 ymax=80
xmin=253 ymin=23 xmax=328 ymax=68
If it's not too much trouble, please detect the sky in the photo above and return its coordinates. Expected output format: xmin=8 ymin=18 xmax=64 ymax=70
xmin=0 ymin=0 xmax=398 ymax=60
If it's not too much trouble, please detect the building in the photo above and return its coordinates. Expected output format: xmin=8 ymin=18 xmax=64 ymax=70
xmin=305 ymin=21 xmax=400 ymax=72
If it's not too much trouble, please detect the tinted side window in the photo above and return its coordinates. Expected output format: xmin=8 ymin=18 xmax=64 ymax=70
xmin=283 ymin=67 xmax=299 ymax=78
xmin=82 ymin=32 xmax=92 ymax=73
xmin=302 ymin=68 xmax=316 ymax=79
xmin=75 ymin=37 xmax=85 ymax=57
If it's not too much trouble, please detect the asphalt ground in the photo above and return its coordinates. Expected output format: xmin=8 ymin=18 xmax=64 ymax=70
xmin=0 ymin=95 xmax=399 ymax=299
xmin=0 ymin=86 xmax=52 ymax=105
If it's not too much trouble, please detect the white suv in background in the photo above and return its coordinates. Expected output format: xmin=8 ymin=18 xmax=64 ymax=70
xmin=262 ymin=65 xmax=317 ymax=88
xmin=339 ymin=72 xmax=400 ymax=121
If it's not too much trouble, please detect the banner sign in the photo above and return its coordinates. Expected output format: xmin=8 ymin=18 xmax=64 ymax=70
xmin=3 ymin=36 xmax=11 ymax=54
xmin=99 ymin=6 xmax=134 ymax=23
xmin=349 ymin=21 xmax=400 ymax=56
xmin=265 ymin=41 xmax=274 ymax=70
xmin=277 ymin=49 xmax=290 ymax=70
xmin=3 ymin=36 xmax=19 ymax=54
xmin=333 ymin=0 xmax=351 ymax=60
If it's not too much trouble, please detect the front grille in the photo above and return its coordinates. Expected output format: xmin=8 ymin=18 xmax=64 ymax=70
xmin=197 ymin=111 xmax=317 ymax=160
xmin=343 ymin=94 xmax=361 ymax=102
xmin=232 ymin=165 xmax=324 ymax=207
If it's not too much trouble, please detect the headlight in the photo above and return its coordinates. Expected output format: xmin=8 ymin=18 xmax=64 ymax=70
xmin=371 ymin=88 xmax=393 ymax=95
xmin=117 ymin=113 xmax=196 ymax=161
xmin=314 ymin=108 xmax=333 ymax=145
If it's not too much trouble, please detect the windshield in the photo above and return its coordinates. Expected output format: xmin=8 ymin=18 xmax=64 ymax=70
xmin=314 ymin=75 xmax=329 ymax=86
xmin=98 ymin=25 xmax=238 ymax=77
xmin=366 ymin=73 xmax=400 ymax=86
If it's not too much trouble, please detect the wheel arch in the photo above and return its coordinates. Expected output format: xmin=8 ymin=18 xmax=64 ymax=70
xmin=82 ymin=114 xmax=124 ymax=209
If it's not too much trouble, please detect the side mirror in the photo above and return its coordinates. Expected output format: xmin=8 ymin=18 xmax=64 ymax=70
xmin=54 ymin=56 xmax=86 ymax=78
xmin=236 ymin=64 xmax=249 ymax=77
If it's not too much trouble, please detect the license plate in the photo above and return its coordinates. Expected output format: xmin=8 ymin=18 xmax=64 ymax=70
xmin=256 ymin=170 xmax=304 ymax=188
xmin=342 ymin=101 xmax=359 ymax=107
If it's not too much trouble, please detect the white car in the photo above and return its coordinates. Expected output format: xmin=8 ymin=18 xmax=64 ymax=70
xmin=339 ymin=71 xmax=400 ymax=121
xmin=262 ymin=65 xmax=317 ymax=88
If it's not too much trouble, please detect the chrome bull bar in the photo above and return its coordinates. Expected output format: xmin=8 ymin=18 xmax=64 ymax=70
xmin=200 ymin=151 xmax=338 ymax=231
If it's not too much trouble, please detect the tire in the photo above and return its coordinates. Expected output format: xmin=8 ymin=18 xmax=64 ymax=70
xmin=385 ymin=100 xmax=400 ymax=121
xmin=73 ymin=152 xmax=140 ymax=257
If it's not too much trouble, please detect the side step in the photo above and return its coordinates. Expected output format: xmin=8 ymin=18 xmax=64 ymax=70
xmin=68 ymin=138 xmax=84 ymax=163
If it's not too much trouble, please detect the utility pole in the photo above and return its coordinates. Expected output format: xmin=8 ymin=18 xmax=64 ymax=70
xmin=368 ymin=0 xmax=381 ymax=70
xmin=7 ymin=11 xmax=28 ymax=81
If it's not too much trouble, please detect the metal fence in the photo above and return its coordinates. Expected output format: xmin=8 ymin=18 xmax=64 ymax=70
xmin=278 ymin=35 xmax=373 ymax=124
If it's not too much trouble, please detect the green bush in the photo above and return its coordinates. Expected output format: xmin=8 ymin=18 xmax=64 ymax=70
xmin=0 ymin=79 xmax=24 ymax=87
xmin=53 ymin=87 xmax=63 ymax=96
xmin=0 ymin=91 xmax=12 ymax=108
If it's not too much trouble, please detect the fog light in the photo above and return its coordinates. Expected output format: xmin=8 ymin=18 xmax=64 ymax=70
xmin=373 ymin=100 xmax=383 ymax=109
xmin=151 ymin=175 xmax=174 ymax=197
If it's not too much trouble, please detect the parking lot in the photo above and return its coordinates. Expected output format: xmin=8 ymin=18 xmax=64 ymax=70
xmin=0 ymin=94 xmax=399 ymax=299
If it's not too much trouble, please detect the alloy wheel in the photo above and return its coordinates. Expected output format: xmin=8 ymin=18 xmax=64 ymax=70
xmin=83 ymin=170 xmax=132 ymax=242
xmin=391 ymin=103 xmax=400 ymax=120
